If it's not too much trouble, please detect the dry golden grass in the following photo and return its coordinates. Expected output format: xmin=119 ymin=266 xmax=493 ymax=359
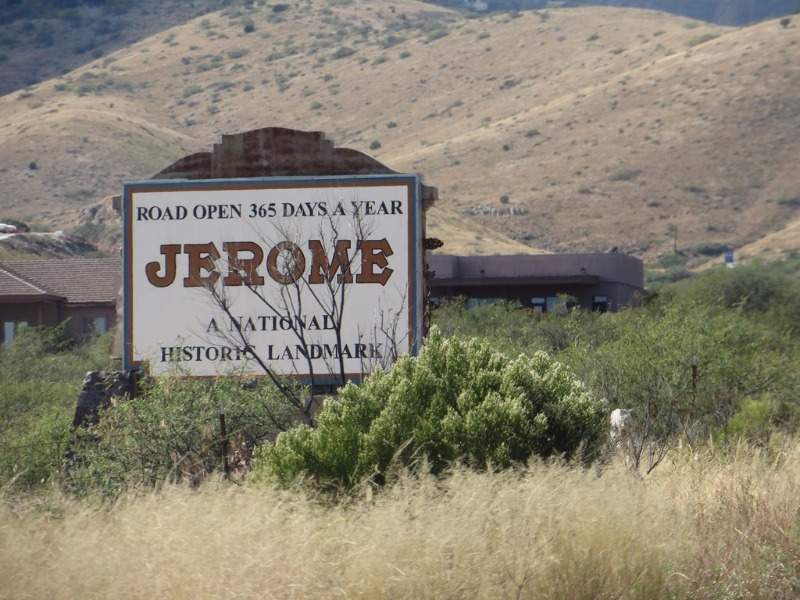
xmin=3 ymin=445 xmax=799 ymax=599
xmin=1 ymin=1 xmax=799 ymax=259
xmin=735 ymin=218 xmax=800 ymax=263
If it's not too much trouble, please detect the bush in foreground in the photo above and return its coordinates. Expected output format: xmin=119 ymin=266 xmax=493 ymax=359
xmin=67 ymin=375 xmax=292 ymax=500
xmin=252 ymin=328 xmax=608 ymax=489
xmin=0 ymin=324 xmax=116 ymax=489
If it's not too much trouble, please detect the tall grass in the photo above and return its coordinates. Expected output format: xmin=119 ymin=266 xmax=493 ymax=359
xmin=3 ymin=446 xmax=799 ymax=599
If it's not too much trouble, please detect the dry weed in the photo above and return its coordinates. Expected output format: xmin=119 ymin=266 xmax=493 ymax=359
xmin=2 ymin=447 xmax=799 ymax=599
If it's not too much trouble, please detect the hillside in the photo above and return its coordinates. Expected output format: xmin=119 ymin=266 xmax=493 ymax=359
xmin=2 ymin=2 xmax=796 ymax=98
xmin=0 ymin=0 xmax=799 ymax=261
xmin=591 ymin=0 xmax=800 ymax=26
xmin=0 ymin=0 xmax=222 ymax=96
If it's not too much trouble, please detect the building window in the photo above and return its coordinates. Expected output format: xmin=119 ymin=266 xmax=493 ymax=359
xmin=546 ymin=296 xmax=566 ymax=313
xmin=531 ymin=297 xmax=568 ymax=313
xmin=3 ymin=321 xmax=27 ymax=344
xmin=593 ymin=295 xmax=609 ymax=313
xmin=83 ymin=316 xmax=108 ymax=337
xmin=466 ymin=298 xmax=503 ymax=309
xmin=530 ymin=297 xmax=546 ymax=313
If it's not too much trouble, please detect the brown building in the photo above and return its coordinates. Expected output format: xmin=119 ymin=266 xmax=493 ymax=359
xmin=428 ymin=252 xmax=644 ymax=312
xmin=0 ymin=258 xmax=121 ymax=344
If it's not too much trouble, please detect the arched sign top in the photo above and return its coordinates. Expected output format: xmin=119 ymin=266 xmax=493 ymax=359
xmin=154 ymin=127 xmax=436 ymax=208
xmin=156 ymin=126 xmax=395 ymax=179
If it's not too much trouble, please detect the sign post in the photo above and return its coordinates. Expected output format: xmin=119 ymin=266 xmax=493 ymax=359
xmin=724 ymin=249 xmax=735 ymax=268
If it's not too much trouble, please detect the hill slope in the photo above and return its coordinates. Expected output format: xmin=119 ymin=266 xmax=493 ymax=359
xmin=0 ymin=0 xmax=222 ymax=96
xmin=0 ymin=0 xmax=798 ymax=261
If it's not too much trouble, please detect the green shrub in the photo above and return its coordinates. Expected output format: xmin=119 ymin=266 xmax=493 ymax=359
xmin=434 ymin=285 xmax=799 ymax=476
xmin=692 ymin=241 xmax=728 ymax=257
xmin=685 ymin=33 xmax=719 ymax=47
xmin=500 ymin=78 xmax=519 ymax=90
xmin=71 ymin=221 xmax=106 ymax=243
xmin=662 ymin=265 xmax=691 ymax=283
xmin=424 ymin=29 xmax=449 ymax=44
xmin=682 ymin=184 xmax=706 ymax=194
xmin=656 ymin=252 xmax=688 ymax=269
xmin=0 ymin=388 xmax=74 ymax=488
xmin=776 ymin=196 xmax=800 ymax=208
xmin=672 ymin=262 xmax=800 ymax=315
xmin=0 ymin=323 xmax=293 ymax=497
xmin=561 ymin=299 xmax=794 ymax=471
xmin=380 ymin=34 xmax=404 ymax=49
xmin=331 ymin=46 xmax=355 ymax=60
xmin=608 ymin=168 xmax=642 ymax=182
xmin=67 ymin=375 xmax=292 ymax=500
xmin=182 ymin=84 xmax=204 ymax=98
xmin=0 ymin=386 xmax=74 ymax=488
xmin=720 ymin=395 xmax=785 ymax=446
xmin=0 ymin=325 xmax=116 ymax=489
xmin=434 ymin=300 xmax=556 ymax=357
xmin=0 ymin=322 xmax=73 ymax=376
xmin=252 ymin=328 xmax=608 ymax=490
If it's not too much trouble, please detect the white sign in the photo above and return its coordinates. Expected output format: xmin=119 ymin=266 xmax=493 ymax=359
xmin=123 ymin=175 xmax=423 ymax=380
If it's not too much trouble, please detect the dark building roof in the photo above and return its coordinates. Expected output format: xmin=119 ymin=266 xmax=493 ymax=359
xmin=428 ymin=252 xmax=645 ymax=312
xmin=429 ymin=253 xmax=643 ymax=287
xmin=0 ymin=258 xmax=121 ymax=305
xmin=0 ymin=265 xmax=58 ymax=300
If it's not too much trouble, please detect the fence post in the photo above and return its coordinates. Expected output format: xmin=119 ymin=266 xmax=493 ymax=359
xmin=219 ymin=404 xmax=230 ymax=475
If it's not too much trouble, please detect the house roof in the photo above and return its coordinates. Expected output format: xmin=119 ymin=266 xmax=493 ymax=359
xmin=0 ymin=265 xmax=60 ymax=301
xmin=428 ymin=253 xmax=644 ymax=289
xmin=0 ymin=258 xmax=121 ymax=304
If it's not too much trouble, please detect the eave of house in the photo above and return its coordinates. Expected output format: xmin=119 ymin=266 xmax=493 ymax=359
xmin=0 ymin=295 xmax=63 ymax=303
xmin=430 ymin=274 xmax=602 ymax=287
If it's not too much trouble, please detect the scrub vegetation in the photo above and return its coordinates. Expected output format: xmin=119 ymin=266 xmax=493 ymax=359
xmin=2 ymin=260 xmax=800 ymax=597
